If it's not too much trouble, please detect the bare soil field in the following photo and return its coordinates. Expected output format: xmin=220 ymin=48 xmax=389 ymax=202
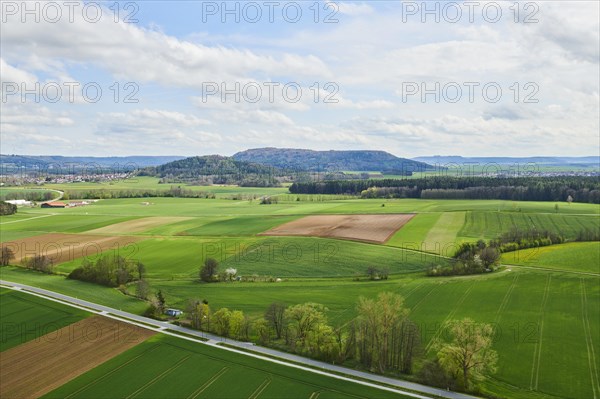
xmin=86 ymin=216 xmax=192 ymax=234
xmin=260 ymin=214 xmax=415 ymax=243
xmin=2 ymin=233 xmax=142 ymax=264
xmin=0 ymin=316 xmax=154 ymax=399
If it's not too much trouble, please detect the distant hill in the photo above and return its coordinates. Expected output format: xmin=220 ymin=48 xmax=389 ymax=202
xmin=0 ymin=154 xmax=185 ymax=171
xmin=139 ymin=155 xmax=282 ymax=187
xmin=413 ymin=155 xmax=600 ymax=167
xmin=233 ymin=148 xmax=432 ymax=173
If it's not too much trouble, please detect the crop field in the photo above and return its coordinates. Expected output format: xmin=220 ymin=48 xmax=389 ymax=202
xmin=44 ymin=334 xmax=408 ymax=399
xmin=2 ymin=187 xmax=600 ymax=399
xmin=54 ymin=236 xmax=447 ymax=278
xmin=86 ymin=216 xmax=193 ymax=234
xmin=260 ymin=214 xmax=414 ymax=243
xmin=501 ymin=242 xmax=600 ymax=274
xmin=459 ymin=211 xmax=600 ymax=241
xmin=0 ymin=288 xmax=88 ymax=351
xmin=5 ymin=233 xmax=142 ymax=264
xmin=0 ymin=315 xmax=155 ymax=399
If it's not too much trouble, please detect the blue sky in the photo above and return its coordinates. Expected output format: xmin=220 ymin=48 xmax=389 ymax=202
xmin=1 ymin=1 xmax=598 ymax=157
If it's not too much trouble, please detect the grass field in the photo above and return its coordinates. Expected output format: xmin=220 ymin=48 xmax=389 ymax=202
xmin=2 ymin=189 xmax=600 ymax=399
xmin=0 ymin=288 xmax=88 ymax=351
xmin=501 ymin=242 xmax=600 ymax=274
xmin=55 ymin=236 xmax=447 ymax=278
xmin=43 ymin=334 xmax=409 ymax=399
xmin=0 ymin=267 xmax=147 ymax=314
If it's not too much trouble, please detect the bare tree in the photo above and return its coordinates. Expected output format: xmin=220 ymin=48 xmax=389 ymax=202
xmin=1 ymin=246 xmax=15 ymax=266
xmin=265 ymin=302 xmax=287 ymax=339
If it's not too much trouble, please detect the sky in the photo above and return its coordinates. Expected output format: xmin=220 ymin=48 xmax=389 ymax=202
xmin=1 ymin=0 xmax=599 ymax=158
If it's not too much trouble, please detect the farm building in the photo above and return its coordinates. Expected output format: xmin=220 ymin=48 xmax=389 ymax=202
xmin=41 ymin=202 xmax=67 ymax=208
xmin=165 ymin=309 xmax=183 ymax=317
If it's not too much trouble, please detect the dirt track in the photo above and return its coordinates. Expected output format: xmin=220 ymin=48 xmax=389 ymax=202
xmin=260 ymin=214 xmax=415 ymax=243
xmin=2 ymin=233 xmax=142 ymax=264
xmin=0 ymin=316 xmax=154 ymax=399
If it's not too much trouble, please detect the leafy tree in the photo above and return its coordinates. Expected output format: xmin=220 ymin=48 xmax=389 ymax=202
xmin=1 ymin=246 xmax=15 ymax=266
xmin=285 ymin=303 xmax=327 ymax=345
xmin=135 ymin=279 xmax=150 ymax=299
xmin=229 ymin=310 xmax=250 ymax=340
xmin=156 ymin=290 xmax=166 ymax=313
xmin=187 ymin=299 xmax=211 ymax=330
xmin=265 ymin=302 xmax=286 ymax=339
xmin=200 ymin=258 xmax=219 ymax=282
xmin=225 ymin=267 xmax=237 ymax=282
xmin=355 ymin=292 xmax=418 ymax=373
xmin=212 ymin=308 xmax=231 ymax=336
xmin=436 ymin=318 xmax=498 ymax=391
xmin=254 ymin=318 xmax=271 ymax=344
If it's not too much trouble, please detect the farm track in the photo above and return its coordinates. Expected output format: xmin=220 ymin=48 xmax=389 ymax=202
xmin=125 ymin=355 xmax=192 ymax=399
xmin=425 ymin=282 xmax=475 ymax=353
xmin=494 ymin=274 xmax=519 ymax=325
xmin=0 ymin=214 xmax=55 ymax=225
xmin=581 ymin=279 xmax=600 ymax=399
xmin=530 ymin=275 xmax=551 ymax=391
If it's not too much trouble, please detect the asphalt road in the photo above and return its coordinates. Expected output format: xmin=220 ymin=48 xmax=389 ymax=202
xmin=0 ymin=279 xmax=479 ymax=399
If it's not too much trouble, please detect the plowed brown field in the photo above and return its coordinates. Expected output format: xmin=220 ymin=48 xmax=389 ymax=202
xmin=260 ymin=214 xmax=415 ymax=243
xmin=0 ymin=316 xmax=154 ymax=399
xmin=2 ymin=233 xmax=142 ymax=264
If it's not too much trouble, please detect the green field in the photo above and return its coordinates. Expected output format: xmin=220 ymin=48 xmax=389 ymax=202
xmin=0 ymin=288 xmax=88 ymax=351
xmin=0 ymin=267 xmax=147 ymax=314
xmin=501 ymin=242 xmax=600 ymax=274
xmin=2 ymin=187 xmax=600 ymax=398
xmin=44 ymin=335 xmax=407 ymax=399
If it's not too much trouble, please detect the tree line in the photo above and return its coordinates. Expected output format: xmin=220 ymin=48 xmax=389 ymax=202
xmin=62 ymin=187 xmax=216 ymax=200
xmin=180 ymin=293 xmax=497 ymax=392
xmin=289 ymin=176 xmax=600 ymax=203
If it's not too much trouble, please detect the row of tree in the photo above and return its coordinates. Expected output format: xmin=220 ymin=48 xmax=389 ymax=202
xmin=62 ymin=187 xmax=215 ymax=200
xmin=290 ymin=176 xmax=600 ymax=203
xmin=1 ymin=191 xmax=55 ymax=202
xmin=180 ymin=293 xmax=497 ymax=392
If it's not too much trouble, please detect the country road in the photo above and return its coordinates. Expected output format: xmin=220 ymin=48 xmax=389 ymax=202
xmin=0 ymin=280 xmax=479 ymax=399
